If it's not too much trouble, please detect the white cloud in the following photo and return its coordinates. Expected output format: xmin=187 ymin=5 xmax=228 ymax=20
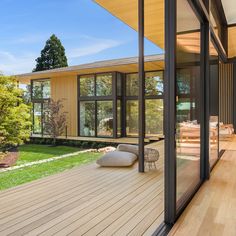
xmin=0 ymin=51 xmax=36 ymax=75
xmin=0 ymin=34 xmax=50 ymax=45
xmin=67 ymin=37 xmax=122 ymax=59
xmin=0 ymin=36 xmax=123 ymax=75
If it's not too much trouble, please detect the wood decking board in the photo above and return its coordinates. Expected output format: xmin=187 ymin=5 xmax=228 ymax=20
xmin=0 ymin=167 xmax=140 ymax=229
xmin=0 ymin=141 xmax=164 ymax=236
xmin=169 ymin=136 xmax=236 ymax=236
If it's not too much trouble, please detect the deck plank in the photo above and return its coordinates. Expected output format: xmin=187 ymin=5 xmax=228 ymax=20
xmin=169 ymin=137 xmax=236 ymax=236
xmin=0 ymin=141 xmax=164 ymax=236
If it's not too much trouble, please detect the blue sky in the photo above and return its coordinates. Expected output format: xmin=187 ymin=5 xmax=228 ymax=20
xmin=0 ymin=0 xmax=163 ymax=75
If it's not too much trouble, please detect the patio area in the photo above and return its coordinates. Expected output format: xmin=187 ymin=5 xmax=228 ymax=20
xmin=0 ymin=141 xmax=164 ymax=236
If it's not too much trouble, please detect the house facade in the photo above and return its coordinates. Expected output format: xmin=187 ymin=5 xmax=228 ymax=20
xmin=18 ymin=55 xmax=165 ymax=140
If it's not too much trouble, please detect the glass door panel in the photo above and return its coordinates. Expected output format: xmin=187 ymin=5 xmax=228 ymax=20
xmin=176 ymin=0 xmax=201 ymax=207
xmin=209 ymin=41 xmax=219 ymax=168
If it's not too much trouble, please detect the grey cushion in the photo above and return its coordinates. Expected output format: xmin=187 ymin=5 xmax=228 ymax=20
xmin=96 ymin=151 xmax=137 ymax=167
xmin=117 ymin=144 xmax=139 ymax=156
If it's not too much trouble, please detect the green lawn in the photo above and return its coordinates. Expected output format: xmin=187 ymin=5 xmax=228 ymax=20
xmin=0 ymin=151 xmax=101 ymax=191
xmin=17 ymin=144 xmax=82 ymax=165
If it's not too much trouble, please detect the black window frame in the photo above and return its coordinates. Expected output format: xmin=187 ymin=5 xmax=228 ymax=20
xmin=31 ymin=78 xmax=51 ymax=136
xmin=124 ymin=70 xmax=164 ymax=137
xmin=78 ymin=72 xmax=122 ymax=138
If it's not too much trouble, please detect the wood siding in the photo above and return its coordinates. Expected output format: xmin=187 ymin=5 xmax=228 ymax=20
xmin=219 ymin=63 xmax=234 ymax=125
xmin=51 ymin=75 xmax=77 ymax=136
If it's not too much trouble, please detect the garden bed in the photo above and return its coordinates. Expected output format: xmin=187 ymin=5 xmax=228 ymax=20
xmin=0 ymin=148 xmax=19 ymax=168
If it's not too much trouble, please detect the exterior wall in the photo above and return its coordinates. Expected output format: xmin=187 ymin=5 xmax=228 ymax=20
xmin=219 ymin=63 xmax=234 ymax=125
xmin=51 ymin=75 xmax=78 ymax=136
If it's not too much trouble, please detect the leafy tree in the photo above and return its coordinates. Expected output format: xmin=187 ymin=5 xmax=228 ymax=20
xmin=0 ymin=75 xmax=31 ymax=151
xmin=33 ymin=34 xmax=68 ymax=72
xmin=43 ymin=99 xmax=67 ymax=146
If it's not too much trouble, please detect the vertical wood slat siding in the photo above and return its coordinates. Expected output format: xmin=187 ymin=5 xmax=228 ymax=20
xmin=51 ymin=76 xmax=78 ymax=136
xmin=219 ymin=63 xmax=234 ymax=124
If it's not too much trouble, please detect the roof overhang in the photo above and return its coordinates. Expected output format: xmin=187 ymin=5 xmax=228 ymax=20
xmin=16 ymin=54 xmax=164 ymax=84
xmin=94 ymin=0 xmax=164 ymax=50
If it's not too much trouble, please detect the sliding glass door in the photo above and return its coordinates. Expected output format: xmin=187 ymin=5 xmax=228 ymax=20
xmin=176 ymin=0 xmax=202 ymax=209
xmin=209 ymin=41 xmax=220 ymax=168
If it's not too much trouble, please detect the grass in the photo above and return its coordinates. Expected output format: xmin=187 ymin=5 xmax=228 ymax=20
xmin=17 ymin=144 xmax=82 ymax=165
xmin=0 ymin=151 xmax=102 ymax=191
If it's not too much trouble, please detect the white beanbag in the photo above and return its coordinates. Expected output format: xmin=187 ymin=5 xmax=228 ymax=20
xmin=117 ymin=144 xmax=139 ymax=156
xmin=96 ymin=151 xmax=137 ymax=167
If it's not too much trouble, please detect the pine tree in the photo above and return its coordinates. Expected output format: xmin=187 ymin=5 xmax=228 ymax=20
xmin=33 ymin=34 xmax=68 ymax=72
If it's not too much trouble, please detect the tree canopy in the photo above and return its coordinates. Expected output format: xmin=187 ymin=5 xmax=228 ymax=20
xmin=0 ymin=75 xmax=31 ymax=150
xmin=33 ymin=34 xmax=68 ymax=72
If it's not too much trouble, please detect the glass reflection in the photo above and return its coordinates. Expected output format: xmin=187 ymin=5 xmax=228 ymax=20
xmin=176 ymin=0 xmax=201 ymax=205
xmin=33 ymin=103 xmax=42 ymax=134
xmin=80 ymin=101 xmax=95 ymax=136
xmin=32 ymin=80 xmax=50 ymax=99
xmin=80 ymin=75 xmax=95 ymax=97
xmin=209 ymin=41 xmax=219 ymax=167
xmin=97 ymin=101 xmax=113 ymax=137
xmin=96 ymin=74 xmax=112 ymax=96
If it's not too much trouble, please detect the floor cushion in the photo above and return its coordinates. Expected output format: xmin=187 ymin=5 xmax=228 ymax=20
xmin=117 ymin=144 xmax=139 ymax=156
xmin=96 ymin=151 xmax=137 ymax=167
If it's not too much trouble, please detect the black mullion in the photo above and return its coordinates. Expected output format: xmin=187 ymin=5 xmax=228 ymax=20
xmin=77 ymin=75 xmax=80 ymax=136
xmin=41 ymin=102 xmax=43 ymax=136
xmin=113 ymin=72 xmax=118 ymax=138
xmin=32 ymin=102 xmax=35 ymax=134
xmin=164 ymin=0 xmax=177 ymax=225
xmin=138 ymin=0 xmax=145 ymax=173
xmin=201 ymin=19 xmax=210 ymax=180
xmin=122 ymin=73 xmax=127 ymax=137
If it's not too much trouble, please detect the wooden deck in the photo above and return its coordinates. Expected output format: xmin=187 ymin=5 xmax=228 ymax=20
xmin=0 ymin=141 xmax=164 ymax=236
xmin=169 ymin=136 xmax=236 ymax=236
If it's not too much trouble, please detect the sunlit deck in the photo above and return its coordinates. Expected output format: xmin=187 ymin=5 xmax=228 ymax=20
xmin=0 ymin=141 xmax=164 ymax=236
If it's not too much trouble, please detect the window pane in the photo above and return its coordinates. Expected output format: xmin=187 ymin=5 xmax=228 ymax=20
xmin=209 ymin=41 xmax=219 ymax=168
xmin=96 ymin=74 xmax=112 ymax=96
xmin=146 ymin=99 xmax=163 ymax=136
xmin=126 ymin=74 xmax=138 ymax=96
xmin=33 ymin=103 xmax=42 ymax=133
xmin=42 ymin=102 xmax=50 ymax=135
xmin=126 ymin=100 xmax=138 ymax=136
xmin=145 ymin=71 xmax=164 ymax=96
xmin=117 ymin=73 xmax=122 ymax=96
xmin=97 ymin=101 xmax=113 ymax=137
xmin=80 ymin=101 xmax=95 ymax=136
xmin=80 ymin=75 xmax=95 ymax=96
xmin=42 ymin=80 xmax=50 ymax=98
xmin=176 ymin=0 xmax=201 ymax=206
xmin=32 ymin=80 xmax=50 ymax=99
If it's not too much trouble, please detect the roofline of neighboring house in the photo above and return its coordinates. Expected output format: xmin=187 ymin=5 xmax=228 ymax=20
xmin=16 ymin=54 xmax=164 ymax=78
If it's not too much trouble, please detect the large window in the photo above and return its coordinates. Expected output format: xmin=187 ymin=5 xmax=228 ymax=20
xmin=97 ymin=101 xmax=113 ymax=137
xmin=32 ymin=79 xmax=50 ymax=99
xmin=33 ymin=103 xmax=42 ymax=134
xmin=31 ymin=79 xmax=51 ymax=134
xmin=145 ymin=71 xmax=164 ymax=96
xmin=78 ymin=73 xmax=121 ymax=138
xmin=126 ymin=100 xmax=138 ymax=136
xmin=146 ymin=99 xmax=163 ymax=135
xmin=125 ymin=71 xmax=164 ymax=137
xmin=80 ymin=101 xmax=95 ymax=137
xmin=96 ymin=74 xmax=112 ymax=96
xmin=176 ymin=0 xmax=201 ymax=208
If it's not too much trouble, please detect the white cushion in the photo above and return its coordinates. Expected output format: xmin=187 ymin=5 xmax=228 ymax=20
xmin=117 ymin=144 xmax=139 ymax=156
xmin=96 ymin=151 xmax=137 ymax=167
